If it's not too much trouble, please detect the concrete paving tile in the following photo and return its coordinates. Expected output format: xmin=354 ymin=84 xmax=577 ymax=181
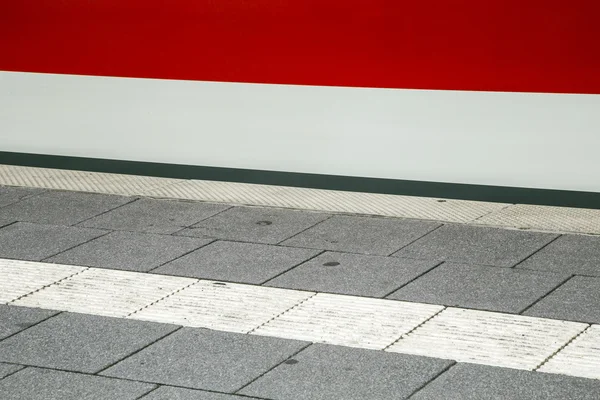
xmin=48 ymin=231 xmax=211 ymax=272
xmin=0 ymin=186 xmax=44 ymax=208
xmin=101 ymin=328 xmax=308 ymax=393
xmin=176 ymin=206 xmax=330 ymax=244
xmin=0 ymin=363 xmax=22 ymax=380
xmin=265 ymin=252 xmax=438 ymax=297
xmin=0 ymin=305 xmax=58 ymax=340
xmin=141 ymin=386 xmax=259 ymax=400
xmin=0 ymin=222 xmax=107 ymax=261
xmin=0 ymin=313 xmax=177 ymax=373
xmin=393 ymin=224 xmax=558 ymax=267
xmin=80 ymin=198 xmax=230 ymax=234
xmin=388 ymin=263 xmax=569 ymax=313
xmin=0 ymin=190 xmax=133 ymax=225
xmin=239 ymin=343 xmax=454 ymax=400
xmin=281 ymin=215 xmax=440 ymax=256
xmin=410 ymin=363 xmax=600 ymax=400
xmin=523 ymin=276 xmax=600 ymax=323
xmin=154 ymin=240 xmax=319 ymax=283
xmin=0 ymin=367 xmax=154 ymax=400
xmin=517 ymin=234 xmax=600 ymax=276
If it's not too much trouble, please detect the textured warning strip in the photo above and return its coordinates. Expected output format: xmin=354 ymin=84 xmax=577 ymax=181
xmin=538 ymin=325 xmax=600 ymax=379
xmin=14 ymin=268 xmax=195 ymax=318
xmin=0 ymin=164 xmax=182 ymax=195
xmin=129 ymin=280 xmax=314 ymax=334
xmin=0 ymin=259 xmax=84 ymax=303
xmin=387 ymin=308 xmax=588 ymax=370
xmin=0 ymin=259 xmax=596 ymax=379
xmin=253 ymin=293 xmax=443 ymax=349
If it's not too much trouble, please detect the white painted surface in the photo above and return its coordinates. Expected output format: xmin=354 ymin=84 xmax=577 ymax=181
xmin=387 ymin=308 xmax=588 ymax=370
xmin=0 ymin=259 xmax=84 ymax=303
xmin=14 ymin=268 xmax=195 ymax=317
xmin=253 ymin=293 xmax=443 ymax=349
xmin=1 ymin=71 xmax=600 ymax=192
xmin=129 ymin=280 xmax=314 ymax=334
xmin=539 ymin=325 xmax=600 ymax=379
xmin=1 ymin=259 xmax=598 ymax=379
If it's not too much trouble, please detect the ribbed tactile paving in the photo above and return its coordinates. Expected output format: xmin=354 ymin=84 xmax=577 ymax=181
xmin=14 ymin=268 xmax=195 ymax=317
xmin=253 ymin=293 xmax=443 ymax=349
xmin=129 ymin=280 xmax=314 ymax=333
xmin=539 ymin=325 xmax=600 ymax=379
xmin=387 ymin=308 xmax=588 ymax=370
xmin=144 ymin=179 xmax=508 ymax=223
xmin=0 ymin=259 xmax=85 ymax=303
xmin=475 ymin=204 xmax=600 ymax=234
xmin=0 ymin=164 xmax=182 ymax=195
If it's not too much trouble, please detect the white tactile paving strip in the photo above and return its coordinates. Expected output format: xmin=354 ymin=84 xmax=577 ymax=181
xmin=129 ymin=280 xmax=314 ymax=334
xmin=538 ymin=325 xmax=600 ymax=379
xmin=387 ymin=308 xmax=588 ymax=370
xmin=14 ymin=268 xmax=195 ymax=318
xmin=474 ymin=203 xmax=600 ymax=234
xmin=0 ymin=164 xmax=182 ymax=196
xmin=0 ymin=259 xmax=85 ymax=303
xmin=253 ymin=293 xmax=443 ymax=349
xmin=142 ymin=179 xmax=509 ymax=223
xmin=2 ymin=164 xmax=600 ymax=233
xmin=0 ymin=259 xmax=597 ymax=380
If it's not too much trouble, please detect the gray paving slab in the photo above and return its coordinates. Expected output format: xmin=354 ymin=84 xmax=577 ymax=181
xmin=387 ymin=262 xmax=570 ymax=313
xmin=0 ymin=186 xmax=45 ymax=208
xmin=154 ymin=240 xmax=320 ymax=283
xmin=141 ymin=386 xmax=258 ymax=400
xmin=393 ymin=224 xmax=558 ymax=267
xmin=523 ymin=276 xmax=600 ymax=323
xmin=517 ymin=234 xmax=600 ymax=276
xmin=0 ymin=190 xmax=133 ymax=225
xmin=265 ymin=251 xmax=439 ymax=297
xmin=0 ymin=312 xmax=178 ymax=373
xmin=176 ymin=206 xmax=330 ymax=244
xmin=281 ymin=215 xmax=440 ymax=256
xmin=0 ymin=363 xmax=22 ymax=380
xmin=410 ymin=363 xmax=600 ymax=400
xmin=102 ymin=327 xmax=308 ymax=393
xmin=239 ymin=343 xmax=453 ymax=400
xmin=0 ymin=222 xmax=107 ymax=261
xmin=0 ymin=305 xmax=58 ymax=340
xmin=47 ymin=230 xmax=211 ymax=272
xmin=80 ymin=198 xmax=230 ymax=234
xmin=0 ymin=367 xmax=154 ymax=400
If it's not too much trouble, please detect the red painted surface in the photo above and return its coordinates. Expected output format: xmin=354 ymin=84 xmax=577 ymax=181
xmin=1 ymin=1 xmax=599 ymax=94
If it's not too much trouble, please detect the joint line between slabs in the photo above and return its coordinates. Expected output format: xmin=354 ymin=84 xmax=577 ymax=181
xmin=382 ymin=306 xmax=447 ymax=351
xmin=74 ymin=196 xmax=140 ymax=226
xmin=233 ymin=342 xmax=313 ymax=394
xmin=7 ymin=267 xmax=90 ymax=305
xmin=259 ymin=250 xmax=326 ymax=285
xmin=510 ymin=234 xmax=563 ymax=269
xmin=380 ymin=260 xmax=446 ymax=299
xmin=246 ymin=292 xmax=318 ymax=334
xmin=533 ymin=324 xmax=592 ymax=371
xmin=470 ymin=202 xmax=515 ymax=223
xmin=133 ymin=384 xmax=160 ymax=400
xmin=405 ymin=361 xmax=457 ymax=399
xmin=387 ymin=223 xmax=445 ymax=257
xmin=518 ymin=274 xmax=575 ymax=315
xmin=0 ymin=364 xmax=27 ymax=381
xmin=95 ymin=326 xmax=184 ymax=375
xmin=274 ymin=214 xmax=335 ymax=245
xmin=125 ymin=279 xmax=200 ymax=318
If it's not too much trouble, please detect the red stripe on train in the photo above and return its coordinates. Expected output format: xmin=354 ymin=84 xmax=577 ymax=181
xmin=1 ymin=0 xmax=599 ymax=94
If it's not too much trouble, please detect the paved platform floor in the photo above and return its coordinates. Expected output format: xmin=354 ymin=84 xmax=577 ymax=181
xmin=1 ymin=183 xmax=600 ymax=399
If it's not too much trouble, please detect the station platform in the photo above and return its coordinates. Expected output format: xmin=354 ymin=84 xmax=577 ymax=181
xmin=0 ymin=165 xmax=599 ymax=399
